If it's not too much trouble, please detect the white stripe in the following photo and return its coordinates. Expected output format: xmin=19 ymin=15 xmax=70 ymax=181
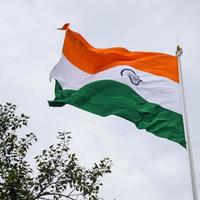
xmin=50 ymin=55 xmax=182 ymax=114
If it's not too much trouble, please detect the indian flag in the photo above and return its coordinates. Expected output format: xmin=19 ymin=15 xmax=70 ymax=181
xmin=49 ymin=23 xmax=185 ymax=148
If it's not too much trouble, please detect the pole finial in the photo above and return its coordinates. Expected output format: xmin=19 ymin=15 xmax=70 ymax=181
xmin=176 ymin=45 xmax=183 ymax=57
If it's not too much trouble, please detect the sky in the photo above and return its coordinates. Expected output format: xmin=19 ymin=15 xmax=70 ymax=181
xmin=0 ymin=0 xmax=200 ymax=199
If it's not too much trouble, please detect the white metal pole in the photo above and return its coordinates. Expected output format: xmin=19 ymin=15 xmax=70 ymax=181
xmin=176 ymin=46 xmax=199 ymax=200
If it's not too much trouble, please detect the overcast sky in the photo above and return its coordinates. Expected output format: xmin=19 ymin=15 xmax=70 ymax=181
xmin=0 ymin=0 xmax=200 ymax=199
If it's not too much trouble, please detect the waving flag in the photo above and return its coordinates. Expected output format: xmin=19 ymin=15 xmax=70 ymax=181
xmin=49 ymin=24 xmax=185 ymax=147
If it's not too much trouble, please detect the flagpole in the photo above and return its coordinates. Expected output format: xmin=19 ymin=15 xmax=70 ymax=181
xmin=176 ymin=46 xmax=199 ymax=200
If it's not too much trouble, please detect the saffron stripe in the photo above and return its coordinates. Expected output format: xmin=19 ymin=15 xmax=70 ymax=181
xmin=62 ymin=28 xmax=179 ymax=83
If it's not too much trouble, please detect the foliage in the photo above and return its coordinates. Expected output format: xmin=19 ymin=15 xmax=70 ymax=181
xmin=0 ymin=103 xmax=112 ymax=200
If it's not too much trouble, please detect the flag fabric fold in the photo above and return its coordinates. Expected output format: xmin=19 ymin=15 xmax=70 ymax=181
xmin=49 ymin=24 xmax=186 ymax=147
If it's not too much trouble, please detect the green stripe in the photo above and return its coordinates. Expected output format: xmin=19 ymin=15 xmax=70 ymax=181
xmin=48 ymin=80 xmax=186 ymax=148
